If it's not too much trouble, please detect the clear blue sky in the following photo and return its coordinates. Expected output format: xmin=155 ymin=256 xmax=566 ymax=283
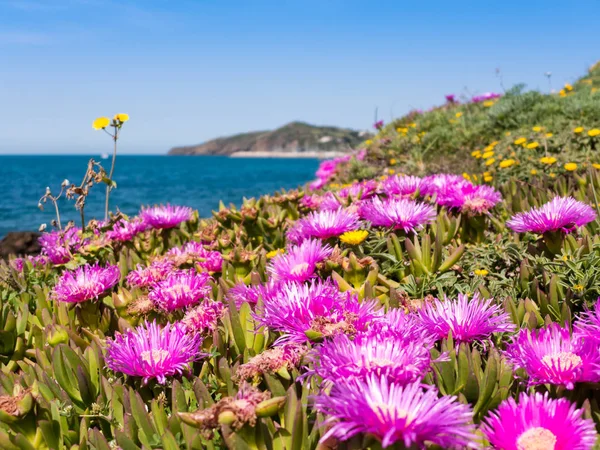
xmin=1 ymin=0 xmax=598 ymax=154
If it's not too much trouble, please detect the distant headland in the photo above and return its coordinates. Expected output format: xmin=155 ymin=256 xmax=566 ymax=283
xmin=167 ymin=121 xmax=370 ymax=158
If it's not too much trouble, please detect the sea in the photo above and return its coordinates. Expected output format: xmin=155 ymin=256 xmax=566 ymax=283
xmin=0 ymin=155 xmax=320 ymax=238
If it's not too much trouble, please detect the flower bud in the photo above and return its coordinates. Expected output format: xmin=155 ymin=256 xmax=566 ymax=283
xmin=217 ymin=410 xmax=236 ymax=425
xmin=47 ymin=325 xmax=69 ymax=346
xmin=255 ymin=396 xmax=286 ymax=417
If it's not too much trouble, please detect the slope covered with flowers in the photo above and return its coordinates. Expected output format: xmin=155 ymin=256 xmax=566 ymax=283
xmin=1 ymin=63 xmax=600 ymax=449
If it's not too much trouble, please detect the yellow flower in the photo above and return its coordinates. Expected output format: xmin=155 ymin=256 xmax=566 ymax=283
xmin=390 ymin=158 xmax=397 ymax=165
xmin=505 ymin=131 xmax=511 ymax=136
xmin=545 ymin=132 xmax=553 ymax=138
xmin=397 ymin=127 xmax=408 ymax=134
xmin=530 ymin=169 xmax=538 ymax=175
xmin=484 ymin=175 xmax=493 ymax=182
xmin=565 ymin=83 xmax=573 ymax=91
xmin=482 ymin=151 xmax=494 ymax=159
xmin=593 ymin=87 xmax=598 ymax=93
xmin=485 ymin=158 xmax=496 ymax=166
xmin=462 ymin=172 xmax=471 ymax=180
xmin=329 ymin=183 xmax=340 ymax=188
xmin=474 ymin=269 xmax=488 ymax=276
xmin=340 ymin=230 xmax=368 ymax=245
xmin=266 ymin=249 xmax=284 ymax=259
xmin=549 ymin=172 xmax=556 ymax=178
xmin=409 ymin=123 xmax=417 ymax=128
xmin=593 ymin=164 xmax=600 ymax=169
xmin=365 ymin=139 xmax=373 ymax=145
xmin=564 ymin=162 xmax=578 ymax=171
xmin=455 ymin=112 xmax=463 ymax=118
xmin=92 ymin=117 xmax=110 ymax=130
xmin=573 ymin=127 xmax=584 ymax=134
xmin=471 ymin=150 xmax=481 ymax=158
xmin=540 ymin=156 xmax=557 ymax=165
xmin=559 ymin=89 xmax=566 ymax=97
xmin=472 ymin=174 xmax=478 ymax=182
xmin=114 ymin=113 xmax=129 ymax=122
xmin=388 ymin=169 xmax=395 ymax=175
xmin=532 ymin=126 xmax=543 ymax=132
xmin=526 ymin=142 xmax=539 ymax=149
xmin=418 ymin=131 xmax=426 ymax=137
xmin=482 ymin=100 xmax=494 ymax=107
xmin=489 ymin=141 xmax=499 ymax=147
xmin=499 ymin=159 xmax=516 ymax=168
xmin=573 ymin=284 xmax=585 ymax=293
xmin=588 ymin=129 xmax=600 ymax=137
xmin=514 ymin=137 xmax=527 ymax=145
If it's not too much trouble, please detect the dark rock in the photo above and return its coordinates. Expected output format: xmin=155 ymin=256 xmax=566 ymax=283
xmin=0 ymin=232 xmax=42 ymax=259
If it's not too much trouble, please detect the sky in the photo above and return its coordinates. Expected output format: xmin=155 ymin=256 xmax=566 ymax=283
xmin=0 ymin=0 xmax=599 ymax=155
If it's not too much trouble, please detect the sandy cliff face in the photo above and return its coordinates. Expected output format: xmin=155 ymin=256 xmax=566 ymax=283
xmin=168 ymin=122 xmax=369 ymax=156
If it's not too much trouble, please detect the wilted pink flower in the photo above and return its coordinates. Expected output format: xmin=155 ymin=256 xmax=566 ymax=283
xmin=127 ymin=260 xmax=175 ymax=288
xmin=481 ymin=392 xmax=597 ymax=450
xmin=236 ymin=343 xmax=307 ymax=380
xmin=471 ymin=92 xmax=501 ymax=103
xmin=416 ymin=293 xmax=515 ymax=344
xmin=505 ymin=323 xmax=600 ymax=389
xmin=148 ymin=270 xmax=212 ymax=312
xmin=436 ymin=181 xmax=502 ymax=215
xmin=167 ymin=241 xmax=222 ymax=272
xmin=381 ymin=175 xmax=423 ymax=197
xmin=182 ymin=299 xmax=226 ymax=334
xmin=267 ymin=239 xmax=332 ymax=283
xmin=306 ymin=333 xmax=431 ymax=385
xmin=254 ymin=279 xmax=382 ymax=344
xmin=507 ymin=197 xmax=596 ymax=234
xmin=286 ymin=208 xmax=361 ymax=243
xmin=314 ymin=376 xmax=478 ymax=448
xmin=107 ymin=217 xmax=148 ymax=242
xmin=419 ymin=173 xmax=464 ymax=197
xmin=105 ymin=320 xmax=204 ymax=384
xmin=39 ymin=227 xmax=83 ymax=264
xmin=52 ymin=263 xmax=120 ymax=303
xmin=358 ymin=197 xmax=436 ymax=232
xmin=300 ymin=194 xmax=323 ymax=210
xmin=140 ymin=204 xmax=193 ymax=229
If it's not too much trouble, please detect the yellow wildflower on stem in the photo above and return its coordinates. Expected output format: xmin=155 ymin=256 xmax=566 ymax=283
xmin=474 ymin=269 xmax=488 ymax=276
xmin=92 ymin=117 xmax=110 ymax=130
xmin=540 ymin=156 xmax=557 ymax=165
xmin=340 ymin=230 xmax=368 ymax=245
xmin=526 ymin=142 xmax=539 ymax=149
xmin=532 ymin=126 xmax=542 ymax=132
xmin=485 ymin=158 xmax=496 ymax=166
xmin=564 ymin=163 xmax=578 ymax=171
xmin=513 ymin=137 xmax=527 ymax=145
xmin=499 ymin=159 xmax=516 ymax=168
xmin=482 ymin=151 xmax=494 ymax=159
xmin=588 ymin=129 xmax=600 ymax=137
xmin=573 ymin=127 xmax=584 ymax=134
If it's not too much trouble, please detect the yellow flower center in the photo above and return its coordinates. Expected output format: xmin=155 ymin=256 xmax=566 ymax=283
xmin=141 ymin=349 xmax=169 ymax=365
xmin=290 ymin=262 xmax=310 ymax=276
xmin=516 ymin=427 xmax=557 ymax=450
xmin=541 ymin=351 xmax=582 ymax=370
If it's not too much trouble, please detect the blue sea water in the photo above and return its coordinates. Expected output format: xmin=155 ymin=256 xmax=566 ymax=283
xmin=0 ymin=155 xmax=320 ymax=238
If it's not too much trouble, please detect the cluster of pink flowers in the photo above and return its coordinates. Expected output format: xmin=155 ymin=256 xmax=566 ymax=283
xmin=358 ymin=197 xmax=436 ymax=232
xmin=167 ymin=241 xmax=223 ymax=272
xmin=286 ymin=208 xmax=361 ymax=243
xmin=107 ymin=217 xmax=149 ymax=242
xmin=127 ymin=260 xmax=175 ymax=288
xmin=39 ymin=227 xmax=84 ymax=264
xmin=148 ymin=270 xmax=212 ymax=312
xmin=471 ymin=92 xmax=502 ymax=103
xmin=267 ymin=239 xmax=332 ymax=283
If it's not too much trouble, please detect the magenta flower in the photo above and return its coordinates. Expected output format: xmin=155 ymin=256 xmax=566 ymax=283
xmin=286 ymin=208 xmax=361 ymax=243
xmin=52 ymin=263 xmax=120 ymax=303
xmin=339 ymin=180 xmax=379 ymax=199
xmin=314 ymin=376 xmax=478 ymax=449
xmin=307 ymin=333 xmax=431 ymax=385
xmin=182 ymin=299 xmax=226 ymax=334
xmin=254 ymin=279 xmax=383 ymax=344
xmin=505 ymin=323 xmax=600 ymax=389
xmin=106 ymin=217 xmax=148 ymax=242
xmin=168 ymin=241 xmax=222 ymax=272
xmin=148 ymin=270 xmax=212 ymax=312
xmin=481 ymin=392 xmax=597 ymax=450
xmin=471 ymin=92 xmax=502 ymax=103
xmin=358 ymin=197 xmax=436 ymax=232
xmin=445 ymin=94 xmax=457 ymax=103
xmin=419 ymin=173 xmax=464 ymax=197
xmin=127 ymin=260 xmax=175 ymax=288
xmin=226 ymin=282 xmax=263 ymax=308
xmin=317 ymin=192 xmax=343 ymax=211
xmin=39 ymin=227 xmax=83 ymax=264
xmin=267 ymin=239 xmax=332 ymax=283
xmin=381 ymin=175 xmax=423 ymax=197
xmin=361 ymin=307 xmax=434 ymax=345
xmin=416 ymin=293 xmax=515 ymax=344
xmin=436 ymin=181 xmax=502 ymax=215
xmin=140 ymin=204 xmax=193 ymax=229
xmin=105 ymin=320 xmax=204 ymax=384
xmin=11 ymin=255 xmax=48 ymax=271
xmin=574 ymin=300 xmax=600 ymax=343
xmin=374 ymin=120 xmax=384 ymax=130
xmin=299 ymin=194 xmax=323 ymax=210
xmin=507 ymin=197 xmax=596 ymax=234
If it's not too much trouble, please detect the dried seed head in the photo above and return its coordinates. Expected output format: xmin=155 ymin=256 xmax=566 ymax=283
xmin=39 ymin=223 xmax=47 ymax=232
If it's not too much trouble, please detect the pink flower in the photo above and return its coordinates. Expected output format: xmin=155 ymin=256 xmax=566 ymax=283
xmin=359 ymin=197 xmax=436 ymax=232
xmin=127 ymin=260 xmax=175 ymax=288
xmin=507 ymin=197 xmax=596 ymax=234
xmin=52 ymin=263 xmax=120 ymax=303
xmin=182 ymin=299 xmax=226 ymax=334
xmin=287 ymin=208 xmax=361 ymax=243
xmin=39 ymin=227 xmax=84 ymax=264
xmin=107 ymin=217 xmax=148 ymax=242
xmin=267 ymin=239 xmax=332 ymax=283
xmin=140 ymin=204 xmax=193 ymax=229
xmin=148 ymin=270 xmax=212 ymax=312
xmin=168 ymin=242 xmax=222 ymax=272
xmin=381 ymin=175 xmax=423 ymax=197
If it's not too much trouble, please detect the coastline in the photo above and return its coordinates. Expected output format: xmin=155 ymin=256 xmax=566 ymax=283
xmin=229 ymin=150 xmax=346 ymax=159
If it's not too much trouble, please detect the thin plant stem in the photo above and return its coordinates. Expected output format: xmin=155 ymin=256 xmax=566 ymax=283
xmin=105 ymin=127 xmax=118 ymax=221
xmin=52 ymin=199 xmax=62 ymax=230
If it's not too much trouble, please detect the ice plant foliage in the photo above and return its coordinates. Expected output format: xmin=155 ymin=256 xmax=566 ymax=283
xmin=358 ymin=197 xmax=436 ymax=232
xmin=52 ymin=263 xmax=120 ymax=303
xmin=481 ymin=392 xmax=597 ymax=450
xmin=314 ymin=376 xmax=478 ymax=448
xmin=507 ymin=197 xmax=596 ymax=234
xmin=287 ymin=208 xmax=361 ymax=243
xmin=307 ymin=333 xmax=431 ymax=385
xmin=140 ymin=204 xmax=193 ymax=229
xmin=416 ymin=293 xmax=515 ymax=344
xmin=254 ymin=279 xmax=382 ymax=344
xmin=105 ymin=320 xmax=203 ymax=384
xmin=505 ymin=323 xmax=600 ymax=389
xmin=148 ymin=270 xmax=212 ymax=312
xmin=267 ymin=239 xmax=332 ymax=283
